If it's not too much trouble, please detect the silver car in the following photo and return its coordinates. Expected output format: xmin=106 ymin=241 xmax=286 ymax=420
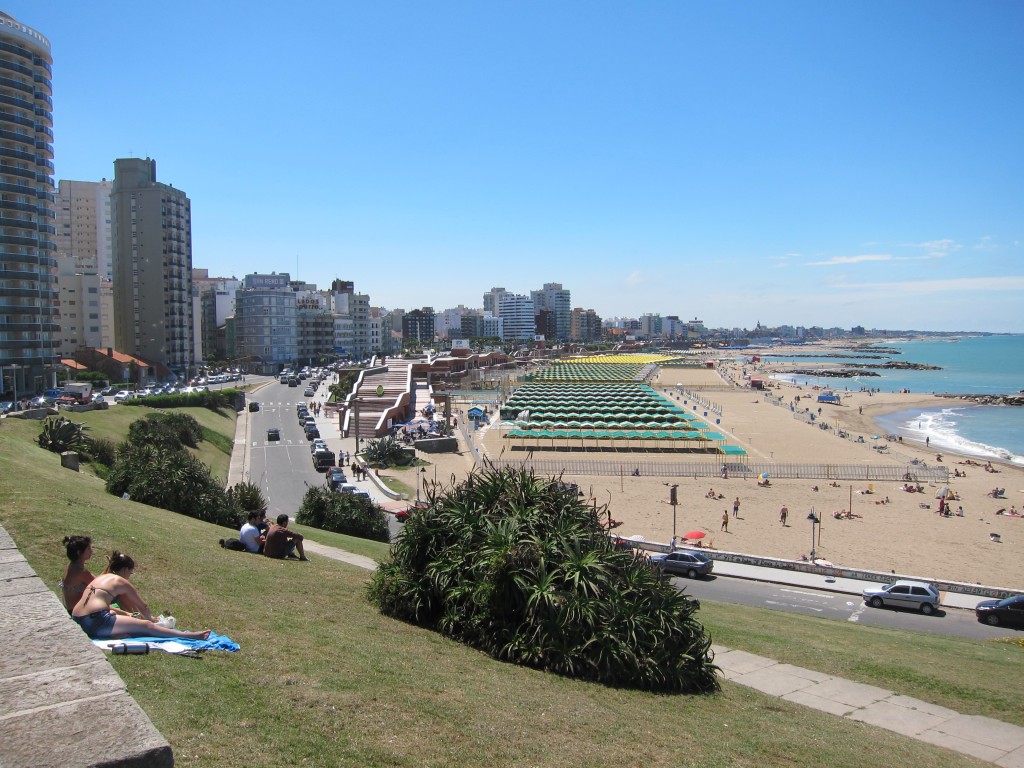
xmin=649 ymin=551 xmax=714 ymax=579
xmin=862 ymin=580 xmax=941 ymax=615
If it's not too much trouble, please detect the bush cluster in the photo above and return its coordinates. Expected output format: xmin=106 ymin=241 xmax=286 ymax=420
xmin=122 ymin=389 xmax=240 ymax=411
xmin=362 ymin=434 xmax=413 ymax=468
xmin=368 ymin=465 xmax=720 ymax=693
xmin=297 ymin=485 xmax=389 ymax=541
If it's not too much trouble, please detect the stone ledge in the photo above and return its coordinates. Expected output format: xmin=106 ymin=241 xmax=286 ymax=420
xmin=0 ymin=524 xmax=173 ymax=768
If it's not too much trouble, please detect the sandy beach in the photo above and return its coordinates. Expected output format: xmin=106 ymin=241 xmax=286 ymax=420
xmin=421 ymin=355 xmax=1024 ymax=589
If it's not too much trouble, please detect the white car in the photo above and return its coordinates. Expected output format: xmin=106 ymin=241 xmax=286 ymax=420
xmin=113 ymin=391 xmax=135 ymax=403
xmin=862 ymin=580 xmax=941 ymax=615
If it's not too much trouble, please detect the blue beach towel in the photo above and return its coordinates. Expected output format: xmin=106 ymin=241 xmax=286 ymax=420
xmin=93 ymin=631 xmax=240 ymax=653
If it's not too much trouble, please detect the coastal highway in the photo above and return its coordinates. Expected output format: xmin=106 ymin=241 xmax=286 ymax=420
xmin=673 ymin=574 xmax=1011 ymax=641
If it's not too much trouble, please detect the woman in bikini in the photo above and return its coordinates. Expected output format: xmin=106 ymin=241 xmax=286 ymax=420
xmin=60 ymin=535 xmax=96 ymax=612
xmin=71 ymin=551 xmax=210 ymax=640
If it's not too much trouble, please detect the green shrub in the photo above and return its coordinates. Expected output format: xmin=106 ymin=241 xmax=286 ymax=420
xmin=227 ymin=481 xmax=268 ymax=516
xmin=297 ymin=485 xmax=389 ymax=541
xmin=368 ymin=465 xmax=719 ymax=693
xmin=123 ymin=389 xmax=239 ymax=411
xmin=127 ymin=417 xmax=184 ymax=451
xmin=147 ymin=412 xmax=203 ymax=448
xmin=37 ymin=416 xmax=89 ymax=454
xmin=106 ymin=442 xmax=234 ymax=526
xmin=85 ymin=436 xmax=117 ymax=467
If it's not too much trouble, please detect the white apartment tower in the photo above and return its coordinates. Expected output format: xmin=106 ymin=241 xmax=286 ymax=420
xmin=0 ymin=12 xmax=58 ymax=396
xmin=498 ymin=294 xmax=535 ymax=340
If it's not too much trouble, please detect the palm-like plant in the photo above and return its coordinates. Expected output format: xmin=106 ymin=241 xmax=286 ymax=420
xmin=369 ymin=464 xmax=719 ymax=693
xmin=37 ymin=416 xmax=89 ymax=453
xmin=362 ymin=434 xmax=413 ymax=467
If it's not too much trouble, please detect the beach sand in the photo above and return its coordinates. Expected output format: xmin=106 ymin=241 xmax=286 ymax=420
xmin=419 ymin=356 xmax=1023 ymax=588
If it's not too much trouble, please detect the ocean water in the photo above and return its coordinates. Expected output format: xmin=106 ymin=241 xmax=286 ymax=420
xmin=768 ymin=335 xmax=1024 ymax=465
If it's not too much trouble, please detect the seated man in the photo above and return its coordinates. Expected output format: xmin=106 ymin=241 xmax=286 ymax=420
xmin=239 ymin=510 xmax=266 ymax=554
xmin=263 ymin=514 xmax=308 ymax=561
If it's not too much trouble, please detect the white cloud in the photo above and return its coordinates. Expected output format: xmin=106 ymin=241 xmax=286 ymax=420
xmin=625 ymin=271 xmax=644 ymax=286
xmin=805 ymin=254 xmax=891 ymax=266
xmin=832 ymin=276 xmax=1024 ymax=295
xmin=913 ymin=239 xmax=960 ymax=258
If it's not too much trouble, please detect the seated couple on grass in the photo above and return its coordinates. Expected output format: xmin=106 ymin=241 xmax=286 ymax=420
xmin=70 ymin=549 xmax=211 ymax=641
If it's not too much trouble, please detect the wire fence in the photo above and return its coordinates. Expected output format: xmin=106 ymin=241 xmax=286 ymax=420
xmin=488 ymin=456 xmax=948 ymax=483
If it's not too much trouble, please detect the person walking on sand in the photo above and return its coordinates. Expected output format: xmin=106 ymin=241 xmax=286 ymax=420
xmin=721 ymin=510 xmax=729 ymax=532
xmin=733 ymin=497 xmax=740 ymax=518
xmin=779 ymin=505 xmax=789 ymax=526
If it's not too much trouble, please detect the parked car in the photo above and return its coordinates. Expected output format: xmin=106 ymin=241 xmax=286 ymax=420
xmin=310 ymin=438 xmax=328 ymax=454
xmin=975 ymin=594 xmax=1024 ymax=628
xmin=267 ymin=427 xmax=280 ymax=441
xmin=304 ymin=425 xmax=320 ymax=440
xmin=312 ymin=448 xmax=335 ymax=471
xmin=303 ymin=387 xmax=315 ymax=397
xmin=0 ymin=400 xmax=15 ymax=414
xmin=862 ymin=580 xmax=941 ymax=615
xmin=296 ymin=403 xmax=308 ymax=414
xmin=649 ymin=551 xmax=715 ymax=579
xmin=326 ymin=467 xmax=347 ymax=489
xmin=248 ymin=401 xmax=260 ymax=412
xmin=113 ymin=391 xmax=135 ymax=403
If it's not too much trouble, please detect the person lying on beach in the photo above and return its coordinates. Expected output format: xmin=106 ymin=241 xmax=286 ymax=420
xmin=989 ymin=488 xmax=1006 ymax=498
xmin=71 ymin=551 xmax=211 ymax=641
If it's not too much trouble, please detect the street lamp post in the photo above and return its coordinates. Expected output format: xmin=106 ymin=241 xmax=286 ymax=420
xmin=416 ymin=467 xmax=427 ymax=504
xmin=806 ymin=510 xmax=819 ymax=560
xmin=669 ymin=484 xmax=679 ymax=548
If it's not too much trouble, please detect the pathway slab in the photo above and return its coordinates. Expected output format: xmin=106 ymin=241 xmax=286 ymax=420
xmin=932 ymin=715 xmax=1024 ymax=752
xmin=800 ymin=677 xmax=892 ymax=709
xmin=713 ymin=649 xmax=778 ymax=676
xmin=733 ymin=666 xmax=818 ymax=697
xmin=850 ymin=698 xmax=952 ymax=736
xmin=781 ymin=688 xmax=857 ymax=717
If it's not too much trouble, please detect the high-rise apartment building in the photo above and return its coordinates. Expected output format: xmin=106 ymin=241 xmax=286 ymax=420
xmin=482 ymin=287 xmax=509 ymax=317
xmin=55 ymin=179 xmax=114 ymax=353
xmin=530 ymin=282 xmax=571 ymax=341
xmin=570 ymin=308 xmax=603 ymax=342
xmin=0 ymin=12 xmax=58 ymax=397
xmin=111 ymin=158 xmax=193 ymax=371
xmin=234 ymin=272 xmax=297 ymax=373
xmin=498 ymin=294 xmax=535 ymax=340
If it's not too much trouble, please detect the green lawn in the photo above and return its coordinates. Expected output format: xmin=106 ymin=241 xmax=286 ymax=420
xmin=0 ymin=410 xmax=1015 ymax=767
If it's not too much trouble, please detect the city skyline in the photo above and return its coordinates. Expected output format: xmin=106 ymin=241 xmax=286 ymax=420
xmin=9 ymin=1 xmax=1024 ymax=332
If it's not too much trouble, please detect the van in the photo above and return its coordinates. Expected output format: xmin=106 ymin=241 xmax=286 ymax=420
xmin=312 ymin=449 xmax=335 ymax=471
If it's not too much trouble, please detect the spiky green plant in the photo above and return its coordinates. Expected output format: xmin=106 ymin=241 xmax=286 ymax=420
xmin=362 ymin=434 xmax=413 ymax=467
xmin=37 ymin=416 xmax=89 ymax=454
xmin=226 ymin=481 xmax=268 ymax=516
xmin=297 ymin=485 xmax=389 ymax=541
xmin=369 ymin=464 xmax=719 ymax=693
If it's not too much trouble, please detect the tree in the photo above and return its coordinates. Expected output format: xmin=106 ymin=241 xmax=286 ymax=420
xmin=368 ymin=465 xmax=719 ymax=693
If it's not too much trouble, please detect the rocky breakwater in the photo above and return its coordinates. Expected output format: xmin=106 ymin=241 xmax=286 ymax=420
xmin=782 ymin=360 xmax=941 ymax=379
xmin=937 ymin=394 xmax=1024 ymax=406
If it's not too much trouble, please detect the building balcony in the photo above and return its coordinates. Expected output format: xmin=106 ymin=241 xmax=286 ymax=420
xmin=0 ymin=234 xmax=40 ymax=247
xmin=0 ymin=303 xmax=43 ymax=315
xmin=0 ymin=93 xmax=34 ymax=112
xmin=0 ymin=75 xmax=34 ymax=95
xmin=0 ymin=111 xmax=34 ymax=129
xmin=0 ymin=58 xmax=33 ymax=78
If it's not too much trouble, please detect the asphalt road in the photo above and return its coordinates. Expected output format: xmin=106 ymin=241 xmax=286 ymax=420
xmin=672 ymin=572 xmax=1014 ymax=640
xmin=245 ymin=380 xmax=329 ymax=518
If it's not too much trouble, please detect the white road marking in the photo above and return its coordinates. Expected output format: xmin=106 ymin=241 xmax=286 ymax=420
xmin=765 ymin=600 xmax=823 ymax=612
xmin=848 ymin=602 xmax=867 ymax=622
xmin=780 ymin=589 xmax=835 ymax=599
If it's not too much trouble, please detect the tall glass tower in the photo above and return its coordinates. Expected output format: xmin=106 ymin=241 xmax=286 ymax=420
xmin=0 ymin=12 xmax=57 ymax=399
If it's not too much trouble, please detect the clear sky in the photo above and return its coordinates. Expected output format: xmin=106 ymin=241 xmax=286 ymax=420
xmin=9 ymin=1 xmax=1024 ymax=332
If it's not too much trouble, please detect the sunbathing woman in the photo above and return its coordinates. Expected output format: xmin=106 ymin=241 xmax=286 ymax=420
xmin=60 ymin=535 xmax=96 ymax=612
xmin=71 ymin=551 xmax=210 ymax=640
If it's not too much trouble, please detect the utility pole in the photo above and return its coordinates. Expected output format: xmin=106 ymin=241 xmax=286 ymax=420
xmin=669 ymin=484 xmax=679 ymax=546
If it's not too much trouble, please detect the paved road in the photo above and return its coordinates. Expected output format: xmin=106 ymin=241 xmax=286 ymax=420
xmin=672 ymin=570 xmax=1012 ymax=641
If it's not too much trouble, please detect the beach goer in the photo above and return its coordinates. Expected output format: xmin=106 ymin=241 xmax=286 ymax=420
xmin=732 ymin=497 xmax=740 ymax=518
xmin=779 ymin=505 xmax=788 ymax=526
xmin=721 ymin=510 xmax=729 ymax=532
xmin=263 ymin=514 xmax=308 ymax=561
xmin=60 ymin=535 xmax=95 ymax=612
xmin=71 ymin=551 xmax=211 ymax=640
xmin=956 ymin=506 xmax=964 ymax=517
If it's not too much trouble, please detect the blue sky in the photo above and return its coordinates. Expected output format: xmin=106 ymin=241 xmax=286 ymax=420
xmin=10 ymin=1 xmax=1024 ymax=332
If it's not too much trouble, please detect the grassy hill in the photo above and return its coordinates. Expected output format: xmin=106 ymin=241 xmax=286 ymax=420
xmin=0 ymin=408 xmax=1016 ymax=767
